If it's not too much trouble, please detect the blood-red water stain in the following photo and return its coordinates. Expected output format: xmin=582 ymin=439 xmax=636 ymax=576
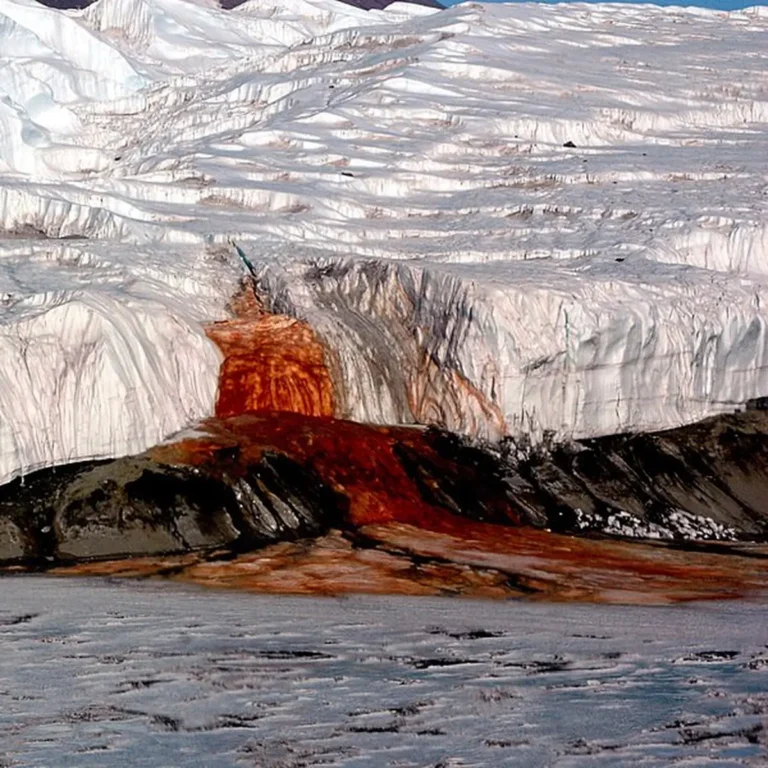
xmin=200 ymin=286 xmax=518 ymax=528
xmin=206 ymin=289 xmax=335 ymax=419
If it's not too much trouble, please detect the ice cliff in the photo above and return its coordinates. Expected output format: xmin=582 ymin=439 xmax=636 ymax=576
xmin=0 ymin=0 xmax=767 ymax=482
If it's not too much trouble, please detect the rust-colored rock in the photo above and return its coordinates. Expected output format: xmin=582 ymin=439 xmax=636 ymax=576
xmin=30 ymin=404 xmax=768 ymax=603
xmin=206 ymin=289 xmax=335 ymax=419
xmin=145 ymin=411 xmax=768 ymax=603
xmin=149 ymin=412 xmax=524 ymax=529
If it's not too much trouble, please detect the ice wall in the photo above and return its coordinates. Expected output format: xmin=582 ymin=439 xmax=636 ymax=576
xmin=257 ymin=254 xmax=768 ymax=441
xmin=0 ymin=241 xmax=240 ymax=484
xmin=1 ymin=0 xmax=767 ymax=481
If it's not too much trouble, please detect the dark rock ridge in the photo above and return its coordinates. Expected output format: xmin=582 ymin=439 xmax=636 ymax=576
xmin=37 ymin=0 xmax=444 ymax=12
xmin=0 ymin=414 xmax=529 ymax=567
xmin=2 ymin=410 xmax=768 ymax=569
xmin=0 ymin=453 xmax=346 ymax=567
xmin=506 ymin=410 xmax=768 ymax=542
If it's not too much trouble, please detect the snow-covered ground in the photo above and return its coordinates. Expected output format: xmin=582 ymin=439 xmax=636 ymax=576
xmin=1 ymin=577 xmax=767 ymax=766
xmin=1 ymin=0 xmax=768 ymax=481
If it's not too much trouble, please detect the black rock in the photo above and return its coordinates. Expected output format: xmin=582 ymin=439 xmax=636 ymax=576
xmin=0 ymin=452 xmax=345 ymax=566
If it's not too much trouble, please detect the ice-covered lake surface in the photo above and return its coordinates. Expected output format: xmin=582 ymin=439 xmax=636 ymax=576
xmin=1 ymin=577 xmax=767 ymax=766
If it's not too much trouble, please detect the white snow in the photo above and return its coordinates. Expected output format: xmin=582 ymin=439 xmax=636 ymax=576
xmin=572 ymin=506 xmax=739 ymax=541
xmin=1 ymin=0 xmax=768 ymax=480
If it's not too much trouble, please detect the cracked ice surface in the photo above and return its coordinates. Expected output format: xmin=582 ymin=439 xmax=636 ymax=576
xmin=1 ymin=578 xmax=768 ymax=766
xmin=1 ymin=0 xmax=768 ymax=481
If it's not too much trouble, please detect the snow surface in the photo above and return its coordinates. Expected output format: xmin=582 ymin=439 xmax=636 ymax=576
xmin=1 ymin=0 xmax=768 ymax=480
xmin=1 ymin=577 xmax=767 ymax=766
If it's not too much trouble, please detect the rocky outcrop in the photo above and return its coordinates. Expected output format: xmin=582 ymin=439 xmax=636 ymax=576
xmin=3 ymin=409 xmax=768 ymax=565
xmin=503 ymin=410 xmax=768 ymax=542
xmin=0 ymin=413 xmax=531 ymax=566
xmin=3 ymin=406 xmax=768 ymax=602
xmin=0 ymin=450 xmax=345 ymax=565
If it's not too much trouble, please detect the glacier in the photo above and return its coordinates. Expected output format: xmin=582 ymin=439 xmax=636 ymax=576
xmin=1 ymin=0 xmax=767 ymax=483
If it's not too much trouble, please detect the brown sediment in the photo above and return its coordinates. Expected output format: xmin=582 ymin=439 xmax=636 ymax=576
xmin=357 ymin=523 xmax=768 ymax=604
xmin=55 ymin=531 xmax=515 ymax=599
xmin=205 ymin=289 xmax=335 ymax=419
xmin=56 ymin=523 xmax=768 ymax=604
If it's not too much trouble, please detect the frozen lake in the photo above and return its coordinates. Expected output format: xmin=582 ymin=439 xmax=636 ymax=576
xmin=1 ymin=577 xmax=766 ymax=766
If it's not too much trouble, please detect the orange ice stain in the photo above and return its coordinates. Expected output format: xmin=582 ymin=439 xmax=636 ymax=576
xmin=206 ymin=288 xmax=334 ymax=419
xmin=200 ymin=286 xmax=516 ymax=529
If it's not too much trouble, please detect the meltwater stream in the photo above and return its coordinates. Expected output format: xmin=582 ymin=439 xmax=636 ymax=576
xmin=0 ymin=577 xmax=766 ymax=766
